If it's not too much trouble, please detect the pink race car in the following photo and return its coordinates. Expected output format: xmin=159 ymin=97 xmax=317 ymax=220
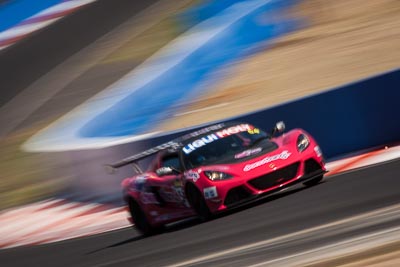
xmin=109 ymin=121 xmax=326 ymax=235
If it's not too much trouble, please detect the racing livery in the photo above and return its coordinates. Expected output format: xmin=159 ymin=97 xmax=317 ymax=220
xmin=108 ymin=122 xmax=326 ymax=235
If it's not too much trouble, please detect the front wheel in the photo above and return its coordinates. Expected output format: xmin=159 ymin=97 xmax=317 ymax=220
xmin=303 ymin=175 xmax=323 ymax=187
xmin=186 ymin=184 xmax=213 ymax=221
xmin=128 ymin=198 xmax=160 ymax=236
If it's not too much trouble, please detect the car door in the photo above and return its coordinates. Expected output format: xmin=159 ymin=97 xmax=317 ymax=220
xmin=154 ymin=153 xmax=189 ymax=209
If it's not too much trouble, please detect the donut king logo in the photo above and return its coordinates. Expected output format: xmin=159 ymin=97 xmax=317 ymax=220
xmin=183 ymin=124 xmax=255 ymax=154
xmin=243 ymin=150 xmax=292 ymax=172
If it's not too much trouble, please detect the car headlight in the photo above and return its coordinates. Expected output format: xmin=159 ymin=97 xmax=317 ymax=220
xmin=297 ymin=134 xmax=310 ymax=152
xmin=204 ymin=171 xmax=233 ymax=181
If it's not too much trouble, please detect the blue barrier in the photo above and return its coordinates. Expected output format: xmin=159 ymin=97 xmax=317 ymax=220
xmin=238 ymin=69 xmax=400 ymax=159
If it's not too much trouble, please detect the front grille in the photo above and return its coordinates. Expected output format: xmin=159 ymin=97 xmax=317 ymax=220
xmin=248 ymin=162 xmax=299 ymax=190
xmin=304 ymin=159 xmax=322 ymax=174
xmin=224 ymin=186 xmax=252 ymax=207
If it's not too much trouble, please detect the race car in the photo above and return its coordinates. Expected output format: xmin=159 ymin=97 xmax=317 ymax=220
xmin=108 ymin=121 xmax=326 ymax=235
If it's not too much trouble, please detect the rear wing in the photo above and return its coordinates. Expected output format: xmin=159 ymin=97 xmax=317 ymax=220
xmin=105 ymin=141 xmax=181 ymax=174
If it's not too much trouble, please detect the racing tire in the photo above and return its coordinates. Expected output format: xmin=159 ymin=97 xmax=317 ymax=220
xmin=128 ymin=198 xmax=160 ymax=236
xmin=186 ymin=184 xmax=213 ymax=221
xmin=303 ymin=175 xmax=323 ymax=187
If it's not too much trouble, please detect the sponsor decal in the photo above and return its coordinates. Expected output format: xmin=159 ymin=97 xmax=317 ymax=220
xmin=184 ymin=170 xmax=200 ymax=182
xmin=158 ymin=183 xmax=187 ymax=205
xmin=183 ymin=134 xmax=219 ymax=154
xmin=247 ymin=128 xmax=260 ymax=134
xmin=215 ymin=124 xmax=253 ymax=138
xmin=173 ymin=185 xmax=190 ymax=207
xmin=235 ymin=147 xmax=262 ymax=159
xmin=159 ymin=186 xmax=183 ymax=203
xmin=314 ymin=146 xmax=322 ymax=157
xmin=183 ymin=124 xmax=254 ymax=154
xmin=204 ymin=186 xmax=218 ymax=199
xmin=243 ymin=150 xmax=292 ymax=172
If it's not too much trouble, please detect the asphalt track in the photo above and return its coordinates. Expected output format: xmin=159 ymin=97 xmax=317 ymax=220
xmin=0 ymin=0 xmax=157 ymax=109
xmin=1 ymin=159 xmax=400 ymax=266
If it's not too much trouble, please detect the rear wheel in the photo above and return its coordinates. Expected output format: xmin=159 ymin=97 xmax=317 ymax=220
xmin=186 ymin=184 xmax=213 ymax=221
xmin=303 ymin=175 xmax=323 ymax=187
xmin=128 ymin=198 xmax=160 ymax=236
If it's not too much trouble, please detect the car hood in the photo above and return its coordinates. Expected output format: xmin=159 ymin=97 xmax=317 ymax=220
xmin=198 ymin=146 xmax=298 ymax=177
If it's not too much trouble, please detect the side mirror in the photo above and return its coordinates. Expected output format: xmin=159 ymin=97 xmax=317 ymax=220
xmin=156 ymin=166 xmax=180 ymax=176
xmin=271 ymin=121 xmax=285 ymax=136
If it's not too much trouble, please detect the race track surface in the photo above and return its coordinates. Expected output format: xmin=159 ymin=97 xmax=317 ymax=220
xmin=1 ymin=159 xmax=399 ymax=267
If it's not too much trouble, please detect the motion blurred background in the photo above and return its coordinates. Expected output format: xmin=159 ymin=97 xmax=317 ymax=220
xmin=0 ymin=0 xmax=399 ymax=244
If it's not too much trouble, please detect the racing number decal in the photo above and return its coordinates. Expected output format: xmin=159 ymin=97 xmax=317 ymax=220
xmin=204 ymin=186 xmax=218 ymax=199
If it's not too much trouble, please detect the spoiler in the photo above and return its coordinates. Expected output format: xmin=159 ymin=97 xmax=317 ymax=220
xmin=105 ymin=141 xmax=181 ymax=174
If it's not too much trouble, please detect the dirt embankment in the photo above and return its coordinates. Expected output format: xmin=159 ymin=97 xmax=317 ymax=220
xmin=159 ymin=0 xmax=400 ymax=131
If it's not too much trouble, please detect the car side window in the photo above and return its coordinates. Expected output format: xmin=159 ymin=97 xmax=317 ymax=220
xmin=161 ymin=155 xmax=182 ymax=172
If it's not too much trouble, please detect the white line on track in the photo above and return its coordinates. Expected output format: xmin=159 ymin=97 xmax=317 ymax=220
xmin=248 ymin=227 xmax=400 ymax=267
xmin=167 ymin=203 xmax=400 ymax=267
xmin=247 ymin=226 xmax=400 ymax=267
xmin=0 ymin=19 xmax=58 ymax=41
xmin=32 ymin=0 xmax=97 ymax=17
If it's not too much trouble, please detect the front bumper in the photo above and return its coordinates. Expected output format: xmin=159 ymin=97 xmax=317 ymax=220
xmin=223 ymin=169 xmax=327 ymax=210
xmin=205 ymin=157 xmax=326 ymax=212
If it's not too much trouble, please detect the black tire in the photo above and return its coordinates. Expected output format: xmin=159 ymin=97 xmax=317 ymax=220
xmin=186 ymin=184 xmax=213 ymax=221
xmin=303 ymin=175 xmax=323 ymax=187
xmin=128 ymin=198 xmax=159 ymax=236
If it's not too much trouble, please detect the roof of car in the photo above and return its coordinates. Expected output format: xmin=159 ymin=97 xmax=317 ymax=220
xmin=108 ymin=121 xmax=247 ymax=169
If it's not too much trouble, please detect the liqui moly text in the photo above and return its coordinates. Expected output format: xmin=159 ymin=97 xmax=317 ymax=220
xmin=183 ymin=124 xmax=254 ymax=154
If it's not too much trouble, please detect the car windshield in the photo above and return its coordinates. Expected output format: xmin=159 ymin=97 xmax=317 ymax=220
xmin=182 ymin=127 xmax=277 ymax=168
